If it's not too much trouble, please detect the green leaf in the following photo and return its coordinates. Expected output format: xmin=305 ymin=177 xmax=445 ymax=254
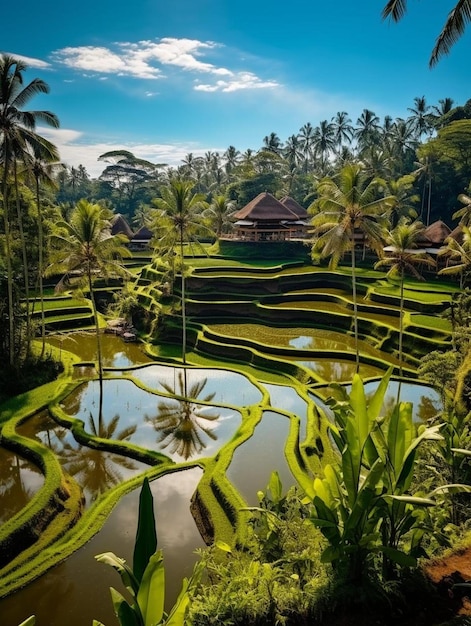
xmin=95 ymin=552 xmax=139 ymax=596
xmin=388 ymin=402 xmax=413 ymax=475
xmin=136 ymin=550 xmax=165 ymax=626
xmin=429 ymin=484 xmax=471 ymax=496
xmin=18 ymin=618 xmax=36 ymax=626
xmin=380 ymin=545 xmax=417 ymax=567
xmin=367 ymin=367 xmax=392 ymax=421
xmin=451 ymin=448 xmax=471 ymax=457
xmin=268 ymin=471 xmax=283 ymax=504
xmin=215 ymin=540 xmax=232 ymax=553
xmin=386 ymin=495 xmax=435 ymax=506
xmin=110 ymin=588 xmax=140 ymax=626
xmin=166 ymin=561 xmax=204 ymax=626
xmin=133 ymin=477 xmax=158 ymax=584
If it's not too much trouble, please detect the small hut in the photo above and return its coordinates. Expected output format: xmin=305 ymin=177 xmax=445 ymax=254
xmin=230 ymin=192 xmax=308 ymax=241
xmin=130 ymin=225 xmax=153 ymax=250
xmin=110 ymin=213 xmax=134 ymax=240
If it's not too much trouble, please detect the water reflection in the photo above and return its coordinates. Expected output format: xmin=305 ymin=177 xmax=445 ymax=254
xmin=146 ymin=370 xmax=220 ymax=460
xmin=130 ymin=365 xmax=263 ymax=406
xmin=228 ymin=410 xmax=293 ymax=504
xmin=0 ymin=449 xmax=43 ymax=523
xmin=0 ymin=468 xmax=205 ymax=626
xmin=46 ymin=332 xmax=152 ymax=367
xmin=62 ymin=412 xmax=138 ymax=504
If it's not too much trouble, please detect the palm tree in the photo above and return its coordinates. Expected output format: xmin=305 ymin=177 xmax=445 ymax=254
xmin=312 ymin=120 xmax=336 ymax=168
xmin=262 ymin=132 xmax=283 ymax=155
xmin=0 ymin=53 xmax=60 ymax=366
xmin=151 ymin=178 xmax=208 ymax=366
xmin=223 ymin=145 xmax=241 ymax=176
xmin=407 ymin=96 xmax=432 ymax=140
xmin=298 ymin=122 xmax=316 ymax=170
xmin=204 ymin=194 xmax=236 ymax=238
xmin=439 ymin=226 xmax=471 ymax=288
xmin=452 ymin=190 xmax=471 ymax=226
xmin=47 ymin=200 xmax=131 ymax=417
xmin=355 ymin=109 xmax=381 ymax=153
xmin=374 ymin=219 xmax=435 ymax=384
xmin=331 ymin=111 xmax=354 ymax=153
xmin=24 ymin=151 xmax=64 ymax=357
xmin=382 ymin=0 xmax=471 ymax=67
xmin=431 ymin=97 xmax=455 ymax=129
xmin=309 ymin=163 xmax=395 ymax=371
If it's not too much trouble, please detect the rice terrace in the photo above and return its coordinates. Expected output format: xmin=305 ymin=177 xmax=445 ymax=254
xmin=3 ymin=36 xmax=471 ymax=626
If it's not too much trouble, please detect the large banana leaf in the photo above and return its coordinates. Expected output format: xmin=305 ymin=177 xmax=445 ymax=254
xmin=136 ymin=550 xmax=165 ymax=626
xmin=134 ymin=477 xmax=158 ymax=584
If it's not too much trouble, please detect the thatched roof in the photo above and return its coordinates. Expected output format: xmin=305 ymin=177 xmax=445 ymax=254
xmin=131 ymin=225 xmax=153 ymax=241
xmin=111 ymin=213 xmax=134 ymax=238
xmin=279 ymin=196 xmax=308 ymax=219
xmin=234 ymin=192 xmax=301 ymax=221
xmin=448 ymin=225 xmax=464 ymax=244
xmin=422 ymin=220 xmax=452 ymax=245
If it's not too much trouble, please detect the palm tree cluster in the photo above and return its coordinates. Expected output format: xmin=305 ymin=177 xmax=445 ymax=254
xmin=0 ymin=54 xmax=60 ymax=370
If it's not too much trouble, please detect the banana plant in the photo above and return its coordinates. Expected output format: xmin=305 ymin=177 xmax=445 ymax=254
xmin=94 ymin=477 xmax=203 ymax=626
xmin=310 ymin=370 xmax=452 ymax=583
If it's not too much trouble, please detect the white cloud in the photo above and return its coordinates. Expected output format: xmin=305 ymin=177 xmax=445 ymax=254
xmin=194 ymin=71 xmax=279 ymax=93
xmin=52 ymin=45 xmax=162 ymax=79
xmin=50 ymin=37 xmax=276 ymax=89
xmin=121 ymin=38 xmax=233 ymax=76
xmin=37 ymin=126 xmax=224 ymax=178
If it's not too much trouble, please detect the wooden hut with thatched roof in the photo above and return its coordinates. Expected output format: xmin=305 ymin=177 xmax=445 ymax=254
xmin=130 ymin=225 xmax=153 ymax=250
xmin=229 ymin=192 xmax=309 ymax=242
xmin=110 ymin=213 xmax=134 ymax=240
xmin=422 ymin=220 xmax=452 ymax=247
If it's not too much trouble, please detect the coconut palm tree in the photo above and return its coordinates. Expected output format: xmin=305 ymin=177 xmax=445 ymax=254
xmin=331 ymin=111 xmax=354 ymax=154
xmin=407 ymin=96 xmax=432 ymax=140
xmin=47 ymin=200 xmax=131 ymax=418
xmin=24 ymin=151 xmax=64 ymax=357
xmin=374 ymin=218 xmax=435 ymax=386
xmin=204 ymin=194 xmax=236 ymax=238
xmin=355 ymin=109 xmax=382 ymax=153
xmin=439 ymin=226 xmax=471 ymax=288
xmin=0 ymin=53 xmax=60 ymax=366
xmin=382 ymin=0 xmax=471 ymax=67
xmin=151 ymin=178 xmax=208 ymax=366
xmin=309 ymin=163 xmax=395 ymax=371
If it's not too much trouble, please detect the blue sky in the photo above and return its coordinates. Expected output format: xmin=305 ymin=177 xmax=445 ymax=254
xmin=3 ymin=0 xmax=470 ymax=177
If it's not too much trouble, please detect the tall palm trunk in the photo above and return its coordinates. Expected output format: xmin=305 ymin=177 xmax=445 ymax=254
xmin=351 ymin=231 xmax=360 ymax=374
xmin=179 ymin=224 xmax=187 ymax=370
xmin=13 ymin=160 xmax=32 ymax=357
xmin=87 ymin=264 xmax=104 ymax=423
xmin=35 ymin=175 xmax=46 ymax=357
xmin=397 ymin=272 xmax=405 ymax=403
xmin=2 ymin=157 xmax=15 ymax=367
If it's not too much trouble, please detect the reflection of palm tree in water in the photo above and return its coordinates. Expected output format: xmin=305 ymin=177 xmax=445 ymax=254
xmin=147 ymin=370 xmax=220 ymax=460
xmin=63 ymin=412 xmax=137 ymax=501
xmin=0 ymin=452 xmax=35 ymax=522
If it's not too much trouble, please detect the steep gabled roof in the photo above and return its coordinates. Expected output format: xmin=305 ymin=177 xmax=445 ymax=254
xmin=279 ymin=196 xmax=308 ymax=219
xmin=111 ymin=213 xmax=134 ymax=238
xmin=234 ymin=192 xmax=300 ymax=221
xmin=131 ymin=225 xmax=153 ymax=241
xmin=423 ymin=220 xmax=452 ymax=245
xmin=448 ymin=224 xmax=464 ymax=244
